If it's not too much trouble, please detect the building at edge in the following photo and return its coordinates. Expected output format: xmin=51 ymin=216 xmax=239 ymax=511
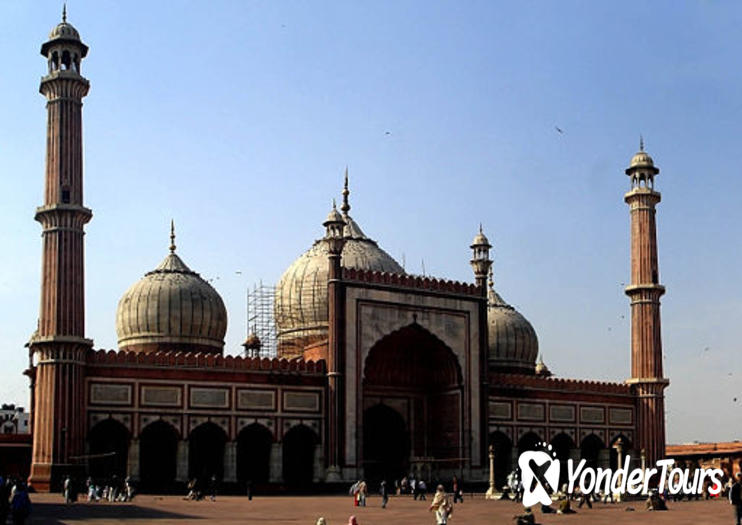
xmin=24 ymin=13 xmax=669 ymax=492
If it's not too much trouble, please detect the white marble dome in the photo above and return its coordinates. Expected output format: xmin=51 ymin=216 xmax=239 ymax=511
xmin=116 ymin=248 xmax=227 ymax=354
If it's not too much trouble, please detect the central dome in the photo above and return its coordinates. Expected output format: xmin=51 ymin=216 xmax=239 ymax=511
xmin=275 ymin=180 xmax=404 ymax=356
xmin=116 ymin=229 xmax=227 ymax=354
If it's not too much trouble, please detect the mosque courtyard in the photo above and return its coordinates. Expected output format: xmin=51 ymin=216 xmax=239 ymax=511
xmin=27 ymin=493 xmax=734 ymax=524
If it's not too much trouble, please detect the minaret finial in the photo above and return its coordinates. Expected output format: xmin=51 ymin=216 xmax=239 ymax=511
xmin=169 ymin=220 xmax=176 ymax=253
xmin=341 ymin=166 xmax=350 ymax=216
xmin=332 ymin=198 xmax=337 ymax=210
xmin=639 ymin=134 xmax=644 ymax=152
xmin=479 ymin=222 xmax=483 ymax=234
xmin=62 ymin=3 xmax=67 ymax=23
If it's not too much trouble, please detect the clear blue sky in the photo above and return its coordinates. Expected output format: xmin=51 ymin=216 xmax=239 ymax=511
xmin=2 ymin=1 xmax=741 ymax=444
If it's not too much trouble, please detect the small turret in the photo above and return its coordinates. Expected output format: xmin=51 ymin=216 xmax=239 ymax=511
xmin=470 ymin=224 xmax=492 ymax=291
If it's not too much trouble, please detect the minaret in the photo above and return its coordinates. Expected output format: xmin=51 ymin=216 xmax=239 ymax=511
xmin=324 ymin=200 xmax=346 ymax=482
xmin=28 ymin=8 xmax=92 ymax=491
xmin=470 ymin=224 xmax=493 ymax=294
xmin=624 ymin=139 xmax=668 ymax=465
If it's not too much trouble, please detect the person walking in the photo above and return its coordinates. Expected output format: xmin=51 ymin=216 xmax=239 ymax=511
xmin=730 ymin=472 xmax=742 ymax=525
xmin=380 ymin=480 xmax=389 ymax=509
xmin=452 ymin=476 xmax=463 ymax=504
xmin=418 ymin=480 xmax=427 ymax=501
xmin=10 ymin=483 xmax=31 ymax=525
xmin=357 ymin=480 xmax=368 ymax=507
xmin=63 ymin=476 xmax=73 ymax=504
xmin=429 ymin=485 xmax=453 ymax=525
xmin=209 ymin=475 xmax=218 ymax=502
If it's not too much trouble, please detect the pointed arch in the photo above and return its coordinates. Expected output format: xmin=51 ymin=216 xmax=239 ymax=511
xmin=580 ymin=433 xmax=605 ymax=471
xmin=87 ymin=418 xmax=130 ymax=481
xmin=363 ymin=323 xmax=462 ymax=388
xmin=236 ymin=423 xmax=273 ymax=485
xmin=283 ymin=424 xmax=318 ymax=486
xmin=362 ymin=322 xmax=464 ymax=478
xmin=139 ymin=419 xmax=179 ymax=492
xmin=489 ymin=431 xmax=513 ymax=488
xmin=517 ymin=431 xmax=543 ymax=455
xmin=188 ymin=422 xmax=227 ymax=481
xmin=550 ymin=432 xmax=575 ymax=485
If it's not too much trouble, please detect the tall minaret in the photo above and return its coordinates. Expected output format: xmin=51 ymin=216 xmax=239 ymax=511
xmin=624 ymin=139 xmax=668 ymax=465
xmin=323 ymin=201 xmax=346 ymax=482
xmin=28 ymin=8 xmax=92 ymax=492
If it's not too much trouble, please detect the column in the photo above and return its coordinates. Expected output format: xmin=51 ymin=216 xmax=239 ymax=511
xmin=485 ymin=445 xmax=496 ymax=499
xmin=269 ymin=443 xmax=282 ymax=483
xmin=127 ymin=439 xmax=140 ymax=481
xmin=598 ymin=449 xmax=611 ymax=469
xmin=313 ymin=443 xmax=323 ymax=483
xmin=176 ymin=440 xmax=189 ymax=482
xmin=223 ymin=442 xmax=237 ymax=483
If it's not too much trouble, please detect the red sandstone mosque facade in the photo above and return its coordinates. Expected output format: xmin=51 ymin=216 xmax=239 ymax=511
xmin=24 ymin=13 xmax=668 ymax=492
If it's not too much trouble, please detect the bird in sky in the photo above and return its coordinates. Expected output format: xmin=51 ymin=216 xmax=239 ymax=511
xmin=385 ymin=131 xmax=391 ymax=135
xmin=555 ymin=126 xmax=564 ymax=134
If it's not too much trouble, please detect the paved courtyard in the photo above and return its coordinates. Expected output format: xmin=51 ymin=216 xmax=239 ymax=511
xmin=23 ymin=493 xmax=737 ymax=524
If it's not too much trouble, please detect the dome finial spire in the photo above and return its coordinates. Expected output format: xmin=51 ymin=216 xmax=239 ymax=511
xmin=169 ymin=219 xmax=176 ymax=253
xmin=62 ymin=3 xmax=67 ymax=23
xmin=639 ymin=134 xmax=644 ymax=152
xmin=341 ymin=166 xmax=350 ymax=216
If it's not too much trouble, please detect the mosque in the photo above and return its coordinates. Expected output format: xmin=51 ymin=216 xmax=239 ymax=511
xmin=24 ymin=12 xmax=669 ymax=492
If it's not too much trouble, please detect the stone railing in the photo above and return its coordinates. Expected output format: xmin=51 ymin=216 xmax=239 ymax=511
xmin=342 ymin=268 xmax=481 ymax=296
xmin=86 ymin=349 xmax=326 ymax=374
xmin=490 ymin=372 xmax=632 ymax=394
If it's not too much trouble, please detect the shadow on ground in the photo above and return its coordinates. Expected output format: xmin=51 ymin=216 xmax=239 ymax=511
xmin=30 ymin=501 xmax=201 ymax=524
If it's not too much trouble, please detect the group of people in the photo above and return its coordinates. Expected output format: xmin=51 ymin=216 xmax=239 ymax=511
xmin=396 ymin=476 xmax=429 ymax=500
xmin=80 ymin=475 xmax=135 ymax=503
xmin=321 ymin=483 xmax=457 ymax=525
xmin=184 ymin=475 xmax=219 ymax=502
xmin=0 ymin=476 xmax=31 ymax=525
xmin=348 ymin=475 xmax=464 ymax=510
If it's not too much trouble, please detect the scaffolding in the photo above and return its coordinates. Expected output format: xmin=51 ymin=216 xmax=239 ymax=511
xmin=245 ymin=281 xmax=277 ymax=358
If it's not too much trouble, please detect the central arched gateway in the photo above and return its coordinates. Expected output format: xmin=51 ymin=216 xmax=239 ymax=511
xmin=362 ymin=323 xmax=463 ymax=482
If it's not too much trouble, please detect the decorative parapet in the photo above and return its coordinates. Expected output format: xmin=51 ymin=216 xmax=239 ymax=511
xmin=86 ymin=349 xmax=326 ymax=374
xmin=342 ymin=268 xmax=481 ymax=296
xmin=491 ymin=372 xmax=632 ymax=395
xmin=666 ymin=442 xmax=742 ymax=458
